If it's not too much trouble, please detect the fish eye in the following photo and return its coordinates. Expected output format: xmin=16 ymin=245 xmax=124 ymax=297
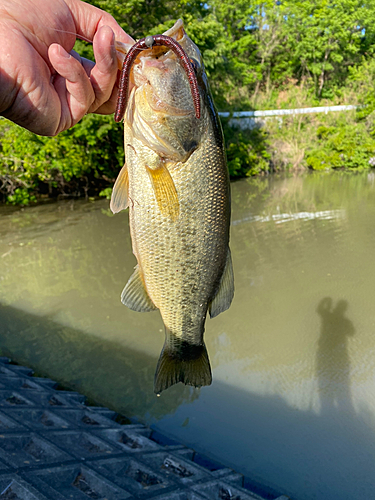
xmin=189 ymin=58 xmax=199 ymax=74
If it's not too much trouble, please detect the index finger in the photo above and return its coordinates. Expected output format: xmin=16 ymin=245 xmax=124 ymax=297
xmin=65 ymin=0 xmax=135 ymax=45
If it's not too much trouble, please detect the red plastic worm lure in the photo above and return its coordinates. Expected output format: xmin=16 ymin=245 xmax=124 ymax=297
xmin=114 ymin=34 xmax=201 ymax=123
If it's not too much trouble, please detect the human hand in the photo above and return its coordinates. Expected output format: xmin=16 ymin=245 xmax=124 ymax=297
xmin=0 ymin=0 xmax=134 ymax=136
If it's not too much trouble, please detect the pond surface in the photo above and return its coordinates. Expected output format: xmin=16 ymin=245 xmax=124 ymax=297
xmin=1 ymin=172 xmax=375 ymax=500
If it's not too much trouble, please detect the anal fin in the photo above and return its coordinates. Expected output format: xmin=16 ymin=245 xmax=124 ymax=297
xmin=146 ymin=163 xmax=179 ymax=221
xmin=121 ymin=265 xmax=157 ymax=312
xmin=209 ymin=248 xmax=234 ymax=318
xmin=110 ymin=163 xmax=129 ymax=214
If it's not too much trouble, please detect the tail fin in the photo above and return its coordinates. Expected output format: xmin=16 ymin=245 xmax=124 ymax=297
xmin=154 ymin=339 xmax=212 ymax=394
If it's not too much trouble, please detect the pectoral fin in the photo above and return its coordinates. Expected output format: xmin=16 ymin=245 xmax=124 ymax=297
xmin=209 ymin=248 xmax=234 ymax=318
xmin=146 ymin=163 xmax=179 ymax=221
xmin=110 ymin=163 xmax=129 ymax=214
xmin=121 ymin=265 xmax=157 ymax=312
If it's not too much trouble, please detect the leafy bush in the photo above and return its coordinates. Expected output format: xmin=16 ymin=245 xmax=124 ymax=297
xmin=0 ymin=115 xmax=123 ymax=204
xmin=306 ymin=123 xmax=375 ymax=170
xmin=221 ymin=119 xmax=271 ymax=177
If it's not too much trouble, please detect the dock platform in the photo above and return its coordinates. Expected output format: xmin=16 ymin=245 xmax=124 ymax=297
xmin=0 ymin=357 xmax=289 ymax=500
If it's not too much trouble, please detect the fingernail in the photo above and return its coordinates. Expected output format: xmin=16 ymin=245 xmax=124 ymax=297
xmin=59 ymin=46 xmax=71 ymax=59
xmin=104 ymin=25 xmax=115 ymax=47
xmin=109 ymin=30 xmax=116 ymax=57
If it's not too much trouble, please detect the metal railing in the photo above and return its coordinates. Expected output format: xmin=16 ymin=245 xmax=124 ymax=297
xmin=218 ymin=105 xmax=357 ymax=118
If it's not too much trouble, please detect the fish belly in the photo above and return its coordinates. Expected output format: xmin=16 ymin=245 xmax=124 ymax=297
xmin=127 ymin=126 xmax=229 ymax=345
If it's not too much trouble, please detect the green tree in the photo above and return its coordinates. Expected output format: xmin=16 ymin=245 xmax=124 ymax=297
xmin=286 ymin=0 xmax=375 ymax=97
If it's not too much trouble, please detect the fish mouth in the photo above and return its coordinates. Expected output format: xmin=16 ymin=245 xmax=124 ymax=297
xmin=115 ymin=19 xmax=201 ymax=70
xmin=114 ymin=20 xmax=202 ymax=123
xmin=163 ymin=19 xmax=185 ymax=39
xmin=114 ymin=19 xmax=185 ymax=67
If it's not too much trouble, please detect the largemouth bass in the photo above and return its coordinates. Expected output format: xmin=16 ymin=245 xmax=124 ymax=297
xmin=112 ymin=20 xmax=234 ymax=394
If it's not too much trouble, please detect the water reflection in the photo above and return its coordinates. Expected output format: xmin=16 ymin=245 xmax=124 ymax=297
xmin=316 ymin=298 xmax=355 ymax=415
xmin=2 ymin=173 xmax=375 ymax=499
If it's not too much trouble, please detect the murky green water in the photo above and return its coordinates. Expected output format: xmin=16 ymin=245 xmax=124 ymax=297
xmin=1 ymin=172 xmax=375 ymax=499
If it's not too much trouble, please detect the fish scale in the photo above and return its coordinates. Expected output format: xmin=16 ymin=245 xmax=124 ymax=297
xmin=111 ymin=19 xmax=234 ymax=393
xmin=128 ymin=130 xmax=227 ymax=333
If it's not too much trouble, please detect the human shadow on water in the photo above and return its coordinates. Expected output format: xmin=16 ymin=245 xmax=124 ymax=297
xmin=316 ymin=297 xmax=355 ymax=416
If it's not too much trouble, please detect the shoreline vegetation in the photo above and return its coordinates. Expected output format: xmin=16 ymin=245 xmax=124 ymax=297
xmin=2 ymin=0 xmax=375 ymax=205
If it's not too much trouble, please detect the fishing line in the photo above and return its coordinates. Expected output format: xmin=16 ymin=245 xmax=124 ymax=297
xmin=40 ymin=23 xmax=94 ymax=44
